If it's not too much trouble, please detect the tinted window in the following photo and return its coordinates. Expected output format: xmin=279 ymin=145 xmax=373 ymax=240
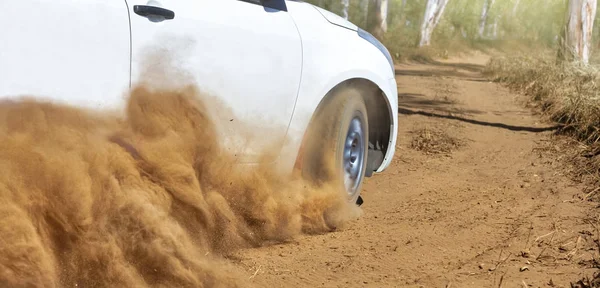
xmin=238 ymin=0 xmax=287 ymax=11
xmin=239 ymin=0 xmax=261 ymax=5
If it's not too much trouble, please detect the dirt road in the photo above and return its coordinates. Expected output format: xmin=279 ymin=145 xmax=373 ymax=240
xmin=231 ymin=53 xmax=599 ymax=287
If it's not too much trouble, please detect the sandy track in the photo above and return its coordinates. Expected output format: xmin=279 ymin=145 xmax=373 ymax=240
xmin=230 ymin=54 xmax=598 ymax=288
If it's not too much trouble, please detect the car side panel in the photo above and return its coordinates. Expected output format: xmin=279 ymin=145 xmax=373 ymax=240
xmin=0 ymin=0 xmax=131 ymax=111
xmin=275 ymin=1 xmax=398 ymax=174
xmin=126 ymin=0 xmax=302 ymax=162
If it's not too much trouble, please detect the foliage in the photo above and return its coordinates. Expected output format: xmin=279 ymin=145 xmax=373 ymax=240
xmin=485 ymin=54 xmax=600 ymax=144
xmin=303 ymin=0 xmax=597 ymax=61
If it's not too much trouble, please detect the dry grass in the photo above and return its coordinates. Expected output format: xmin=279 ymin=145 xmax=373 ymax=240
xmin=571 ymin=272 xmax=600 ymax=288
xmin=485 ymin=55 xmax=600 ymax=144
xmin=410 ymin=127 xmax=464 ymax=155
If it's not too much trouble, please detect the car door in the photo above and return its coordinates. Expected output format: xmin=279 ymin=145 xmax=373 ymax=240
xmin=126 ymin=0 xmax=303 ymax=162
xmin=0 ymin=0 xmax=131 ymax=111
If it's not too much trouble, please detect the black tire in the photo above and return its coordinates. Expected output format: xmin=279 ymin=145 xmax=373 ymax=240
xmin=301 ymin=87 xmax=369 ymax=204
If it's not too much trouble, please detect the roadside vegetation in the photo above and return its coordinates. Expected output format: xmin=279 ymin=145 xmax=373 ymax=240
xmin=485 ymin=55 xmax=600 ymax=144
xmin=307 ymin=0 xmax=570 ymax=61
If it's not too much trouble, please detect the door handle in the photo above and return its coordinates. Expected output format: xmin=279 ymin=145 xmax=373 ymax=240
xmin=133 ymin=5 xmax=175 ymax=20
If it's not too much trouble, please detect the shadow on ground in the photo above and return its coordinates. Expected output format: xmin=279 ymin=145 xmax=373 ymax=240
xmin=398 ymin=107 xmax=561 ymax=132
xmin=399 ymin=93 xmax=484 ymax=116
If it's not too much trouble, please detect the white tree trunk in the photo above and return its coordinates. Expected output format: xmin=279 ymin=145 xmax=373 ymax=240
xmin=380 ymin=0 xmax=388 ymax=33
xmin=492 ymin=17 xmax=498 ymax=39
xmin=562 ymin=0 xmax=598 ymax=64
xmin=479 ymin=0 xmax=496 ymax=38
xmin=367 ymin=0 xmax=388 ymax=39
xmin=512 ymin=0 xmax=521 ymax=17
xmin=419 ymin=0 xmax=450 ymax=47
xmin=341 ymin=0 xmax=350 ymax=19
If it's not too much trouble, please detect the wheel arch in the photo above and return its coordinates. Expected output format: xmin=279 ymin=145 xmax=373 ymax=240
xmin=294 ymin=77 xmax=394 ymax=177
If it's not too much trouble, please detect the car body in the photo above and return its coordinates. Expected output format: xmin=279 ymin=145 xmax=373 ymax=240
xmin=0 ymin=0 xmax=398 ymax=197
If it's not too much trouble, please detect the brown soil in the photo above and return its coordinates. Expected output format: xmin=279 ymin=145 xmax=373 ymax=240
xmin=230 ymin=53 xmax=600 ymax=288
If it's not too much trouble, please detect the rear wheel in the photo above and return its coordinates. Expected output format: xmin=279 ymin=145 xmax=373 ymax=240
xmin=301 ymin=87 xmax=369 ymax=204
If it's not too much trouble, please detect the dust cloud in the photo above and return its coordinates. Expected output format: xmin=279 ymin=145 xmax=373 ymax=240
xmin=0 ymin=82 xmax=360 ymax=287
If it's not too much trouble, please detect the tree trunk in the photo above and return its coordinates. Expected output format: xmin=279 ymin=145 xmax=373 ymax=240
xmin=512 ymin=0 xmax=521 ymax=17
xmin=380 ymin=0 xmax=388 ymax=33
xmin=419 ymin=0 xmax=450 ymax=47
xmin=492 ymin=17 xmax=498 ymax=39
xmin=559 ymin=0 xmax=598 ymax=64
xmin=367 ymin=0 xmax=388 ymax=40
xmin=341 ymin=0 xmax=350 ymax=19
xmin=479 ymin=0 xmax=496 ymax=38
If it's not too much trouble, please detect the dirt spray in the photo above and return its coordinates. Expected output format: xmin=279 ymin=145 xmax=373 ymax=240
xmin=0 ymin=80 xmax=361 ymax=287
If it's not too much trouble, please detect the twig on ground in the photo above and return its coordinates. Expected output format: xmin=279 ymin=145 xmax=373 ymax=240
xmin=567 ymin=236 xmax=583 ymax=261
xmin=495 ymin=252 xmax=512 ymax=271
xmin=583 ymin=187 xmax=600 ymax=201
xmin=498 ymin=272 xmax=507 ymax=288
xmin=249 ymin=265 xmax=262 ymax=279
xmin=524 ymin=223 xmax=534 ymax=251
xmin=535 ymin=231 xmax=557 ymax=243
xmin=536 ymin=247 xmax=548 ymax=261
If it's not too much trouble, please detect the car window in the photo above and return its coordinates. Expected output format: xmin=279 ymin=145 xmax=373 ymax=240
xmin=239 ymin=0 xmax=261 ymax=5
xmin=238 ymin=0 xmax=287 ymax=11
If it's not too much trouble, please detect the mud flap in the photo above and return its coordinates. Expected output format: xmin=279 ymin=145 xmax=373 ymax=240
xmin=356 ymin=195 xmax=364 ymax=206
xmin=365 ymin=149 xmax=384 ymax=177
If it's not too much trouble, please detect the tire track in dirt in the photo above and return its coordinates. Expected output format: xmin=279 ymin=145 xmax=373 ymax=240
xmin=231 ymin=53 xmax=599 ymax=288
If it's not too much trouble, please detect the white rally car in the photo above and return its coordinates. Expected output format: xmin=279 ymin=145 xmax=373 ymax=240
xmin=0 ymin=0 xmax=398 ymax=204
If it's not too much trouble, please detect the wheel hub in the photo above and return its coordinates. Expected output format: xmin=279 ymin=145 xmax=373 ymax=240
xmin=343 ymin=117 xmax=365 ymax=197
